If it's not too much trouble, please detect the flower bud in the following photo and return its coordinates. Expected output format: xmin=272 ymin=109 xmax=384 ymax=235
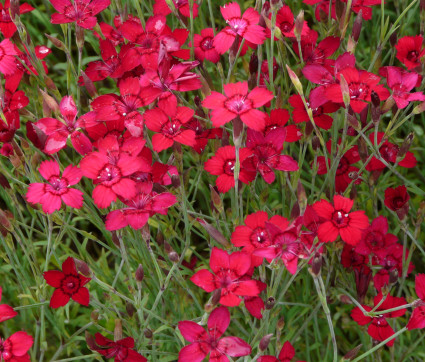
xmin=74 ymin=258 xmax=91 ymax=277
xmin=343 ymin=344 xmax=363 ymax=360
xmin=336 ymin=0 xmax=345 ymax=21
xmin=259 ymin=334 xmax=273 ymax=351
xmin=204 ymin=303 xmax=214 ymax=313
xmin=265 ymin=297 xmax=275 ymax=310
xmin=294 ymin=11 xmax=304 ymax=42
xmin=114 ymin=319 xmax=123 ymax=342
xmin=389 ymin=29 xmax=397 ymax=47
xmin=286 ymin=65 xmax=303 ymax=95
xmin=311 ymin=254 xmax=322 ymax=276
xmin=76 ymin=26 xmax=85 ymax=49
xmin=249 ymin=52 xmax=259 ymax=74
xmin=312 ymin=136 xmax=320 ymax=151
xmin=135 ymin=264 xmax=144 ymax=282
xmin=91 ymin=310 xmax=99 ymax=322
xmin=126 ymin=302 xmax=135 ymax=317
xmin=0 ymin=209 xmax=12 ymax=232
xmin=0 ymin=173 xmax=10 ymax=189
xmin=389 ymin=268 xmax=399 ymax=285
xmin=357 ymin=137 xmax=368 ymax=163
xmin=339 ymin=295 xmax=353 ymax=304
xmin=144 ymin=328 xmax=153 ymax=339
xmin=169 ymin=251 xmax=179 ymax=263
xmin=397 ymin=133 xmax=414 ymax=159
xmin=197 ymin=218 xmax=230 ymax=247
xmin=277 ymin=316 xmax=285 ymax=330
xmin=210 ymin=185 xmax=223 ymax=214
xmin=45 ymin=33 xmax=65 ymax=50
xmin=297 ymin=180 xmax=307 ymax=212
xmin=80 ymin=71 xmax=97 ymax=98
xmin=413 ymin=100 xmax=425 ymax=114
xmin=352 ymin=10 xmax=363 ymax=42
xmin=370 ymin=91 xmax=381 ymax=123
xmin=339 ymin=75 xmax=351 ymax=107
xmin=212 ymin=289 xmax=222 ymax=306
xmin=85 ymin=332 xmax=97 ymax=350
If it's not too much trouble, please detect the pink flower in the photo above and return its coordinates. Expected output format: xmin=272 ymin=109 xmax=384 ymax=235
xmin=214 ymin=2 xmax=265 ymax=54
xmin=0 ymin=286 xmax=17 ymax=323
xmin=26 ymin=160 xmax=84 ymax=214
xmin=0 ymin=331 xmax=33 ymax=361
xmin=178 ymin=306 xmax=252 ymax=361
xmin=202 ymin=81 xmax=274 ymax=131
xmin=144 ymin=105 xmax=196 ymax=152
xmin=0 ymin=38 xmax=18 ymax=75
xmin=190 ymin=247 xmax=263 ymax=307
xmin=49 ymin=0 xmax=110 ymax=29
xmin=105 ymin=183 xmax=177 ymax=231
xmin=35 ymin=96 xmax=93 ymax=155
xmin=193 ymin=28 xmax=220 ymax=63
xmin=0 ymin=0 xmax=34 ymax=38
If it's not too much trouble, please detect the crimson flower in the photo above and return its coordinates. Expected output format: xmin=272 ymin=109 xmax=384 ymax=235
xmin=258 ymin=341 xmax=301 ymax=362
xmin=313 ymin=195 xmax=369 ymax=245
xmin=0 ymin=38 xmax=18 ymax=75
xmin=0 ymin=0 xmax=34 ymax=38
xmin=204 ymin=145 xmax=255 ymax=193
xmin=395 ymin=35 xmax=425 ymax=70
xmin=384 ymin=66 xmax=425 ymax=108
xmin=231 ymin=211 xmax=290 ymax=267
xmin=90 ymin=333 xmax=147 ymax=361
xmin=325 ymin=67 xmax=389 ymax=113
xmin=243 ymin=128 xmax=299 ymax=184
xmin=26 ymin=160 xmax=84 ymax=214
xmin=202 ymin=81 xmax=274 ymax=131
xmin=0 ymin=332 xmax=33 ymax=362
xmin=105 ymin=182 xmax=177 ymax=231
xmin=35 ymin=96 xmax=93 ymax=155
xmin=139 ymin=56 xmax=201 ymax=111
xmin=407 ymin=274 xmax=425 ymax=330
xmin=384 ymin=185 xmax=410 ymax=220
xmin=49 ymin=0 xmax=110 ymax=29
xmin=355 ymin=216 xmax=398 ymax=258
xmin=193 ymin=28 xmax=220 ymax=63
xmin=80 ymin=135 xmax=148 ymax=208
xmin=316 ymin=140 xmax=360 ymax=192
xmin=184 ymin=118 xmax=223 ymax=154
xmin=43 ymin=257 xmax=91 ymax=308
xmin=190 ymin=247 xmax=262 ymax=307
xmin=365 ymin=132 xmax=417 ymax=171
xmin=272 ymin=5 xmax=310 ymax=39
xmin=178 ymin=306 xmax=252 ymax=361
xmin=263 ymin=109 xmax=302 ymax=142
xmin=351 ymin=292 xmax=407 ymax=346
xmin=214 ymin=2 xmax=265 ymax=54
xmin=0 ymin=286 xmax=17 ymax=323
xmin=153 ymin=0 xmax=199 ymax=18
xmin=144 ymin=105 xmax=196 ymax=152
xmin=340 ymin=244 xmax=368 ymax=270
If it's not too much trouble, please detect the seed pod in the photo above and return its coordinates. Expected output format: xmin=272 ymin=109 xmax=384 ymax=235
xmin=389 ymin=29 xmax=397 ymax=47
xmin=144 ymin=329 xmax=153 ymax=339
xmin=249 ymin=52 xmax=259 ymax=74
xmin=74 ymin=258 xmax=91 ymax=277
xmin=126 ymin=302 xmax=135 ymax=317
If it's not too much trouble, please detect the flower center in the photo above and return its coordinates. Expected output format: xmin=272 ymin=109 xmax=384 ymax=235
xmin=223 ymin=159 xmax=235 ymax=175
xmin=407 ymin=50 xmax=419 ymax=61
xmin=201 ymin=37 xmax=214 ymax=50
xmin=224 ymin=95 xmax=250 ymax=114
xmin=332 ymin=210 xmax=349 ymax=227
xmin=61 ymin=275 xmax=80 ymax=295
xmin=97 ymin=165 xmax=121 ymax=185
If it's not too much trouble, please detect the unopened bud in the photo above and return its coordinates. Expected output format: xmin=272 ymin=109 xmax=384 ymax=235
xmin=413 ymin=100 xmax=425 ymax=114
xmin=389 ymin=29 xmax=397 ymax=47
xmin=135 ymin=264 xmax=144 ymax=282
xmin=277 ymin=316 xmax=285 ymax=330
xmin=74 ymin=258 xmax=91 ymax=277
xmin=169 ymin=251 xmax=179 ymax=263
xmin=290 ymin=202 xmax=300 ymax=219
xmin=347 ymin=113 xmax=360 ymax=130
xmin=340 ymin=75 xmax=351 ymax=107
xmin=85 ymin=332 xmax=97 ymax=350
xmin=339 ymin=295 xmax=353 ymax=304
xmin=312 ymin=254 xmax=322 ymax=276
xmin=397 ymin=133 xmax=414 ymax=159
xmin=312 ymin=136 xmax=320 ymax=151
xmin=343 ymin=344 xmax=363 ymax=360
xmin=0 ymin=210 xmax=12 ymax=232
xmin=80 ymin=71 xmax=97 ymax=98
xmin=352 ymin=10 xmax=363 ymax=42
xmin=259 ymin=334 xmax=273 ymax=351
xmin=39 ymin=89 xmax=59 ymax=112
xmin=297 ymin=180 xmax=307 ymax=212
xmin=389 ymin=268 xmax=399 ymax=285
xmin=210 ymin=185 xmax=223 ymax=213
xmin=197 ymin=218 xmax=230 ymax=247
xmin=212 ymin=289 xmax=222 ymax=305
xmin=357 ymin=137 xmax=368 ymax=163
xmin=336 ymin=0 xmax=345 ymax=21
xmin=171 ymin=174 xmax=180 ymax=188
xmin=144 ymin=328 xmax=153 ymax=339
xmin=265 ymin=297 xmax=275 ymax=310
xmin=249 ymin=53 xmax=259 ymax=74
xmin=204 ymin=303 xmax=214 ymax=313
xmin=91 ymin=310 xmax=99 ymax=322
xmin=286 ymin=65 xmax=303 ymax=95
xmin=294 ymin=11 xmax=304 ymax=42
xmin=371 ymin=91 xmax=381 ymax=123
xmin=229 ymin=35 xmax=240 ymax=64
xmin=126 ymin=302 xmax=135 ymax=317
xmin=45 ymin=33 xmax=65 ymax=50
xmin=114 ymin=319 xmax=122 ymax=341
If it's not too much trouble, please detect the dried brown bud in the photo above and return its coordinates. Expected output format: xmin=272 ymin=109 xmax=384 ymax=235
xmin=389 ymin=268 xmax=399 ymax=285
xmin=259 ymin=334 xmax=273 ymax=351
xmin=389 ymin=29 xmax=397 ymax=47
xmin=80 ymin=71 xmax=97 ymax=98
xmin=297 ymin=180 xmax=307 ymax=212
xmin=212 ymin=289 xmax=222 ymax=306
xmin=343 ymin=344 xmax=363 ymax=360
xmin=370 ymin=91 xmax=381 ymax=123
xmin=357 ymin=137 xmax=368 ymax=163
xmin=171 ymin=174 xmax=181 ymax=188
xmin=144 ymin=328 xmax=153 ymax=339
xmin=312 ymin=136 xmax=320 ymax=151
xmin=126 ymin=302 xmax=135 ymax=317
xmin=339 ymin=295 xmax=353 ymax=304
xmin=91 ymin=310 xmax=99 ymax=322
xmin=39 ymin=89 xmax=59 ymax=112
xmin=169 ymin=251 xmax=179 ymax=263
xmin=277 ymin=316 xmax=285 ymax=330
xmin=209 ymin=185 xmax=223 ymax=213
xmin=135 ymin=264 xmax=144 ymax=282
xmin=74 ymin=258 xmax=91 ymax=277
xmin=197 ymin=218 xmax=230 ymax=247
xmin=397 ymin=133 xmax=414 ymax=159
xmin=85 ymin=332 xmax=97 ymax=350
xmin=335 ymin=0 xmax=345 ymax=20
xmin=0 ymin=173 xmax=10 ymax=189
xmin=76 ymin=26 xmax=85 ymax=49
xmin=312 ymin=254 xmax=322 ymax=276
xmin=114 ymin=319 xmax=123 ymax=342
xmin=164 ymin=241 xmax=173 ymax=254
xmin=265 ymin=297 xmax=275 ymax=310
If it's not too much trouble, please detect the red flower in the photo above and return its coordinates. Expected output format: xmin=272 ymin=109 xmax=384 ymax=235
xmin=340 ymin=244 xmax=368 ymax=270
xmin=80 ymin=135 xmax=148 ymax=208
xmin=289 ymin=94 xmax=339 ymax=130
xmin=315 ymin=140 xmax=360 ymax=192
xmin=263 ymin=109 xmax=302 ymax=142
xmin=243 ymin=128 xmax=299 ymax=184
xmin=351 ymin=292 xmax=407 ymax=346
xmin=90 ymin=333 xmax=147 ymax=361
xmin=144 ymin=105 xmax=196 ymax=152
xmin=214 ymin=2 xmax=265 ymax=54
xmin=35 ymin=96 xmax=93 ymax=155
xmin=384 ymin=185 xmax=410 ymax=213
xmin=184 ymin=118 xmax=223 ymax=154
xmin=26 ymin=160 xmax=84 ymax=214
xmin=0 ymin=331 xmax=33 ymax=361
xmin=0 ymin=0 xmax=34 ymax=38
xmin=258 ymin=341 xmax=299 ymax=362
xmin=325 ymin=67 xmax=389 ymax=113
xmin=49 ymin=0 xmax=110 ymax=29
xmin=153 ymin=0 xmax=199 ymax=18
xmin=383 ymin=66 xmax=425 ymax=108
xmin=178 ymin=306 xmax=252 ymax=361
xmin=204 ymin=145 xmax=255 ymax=193
xmin=105 ymin=183 xmax=177 ymax=231
xmin=190 ymin=247 xmax=262 ymax=307
xmin=231 ymin=211 xmax=290 ymax=267
xmin=313 ymin=195 xmax=369 ymax=245
xmin=0 ymin=286 xmax=17 ymax=323
xmin=43 ymin=257 xmax=91 ymax=308
xmin=272 ymin=5 xmax=310 ymax=39
xmin=395 ymin=35 xmax=425 ymax=70
xmin=202 ymin=81 xmax=274 ymax=131
xmin=407 ymin=275 xmax=425 ymax=330
xmin=193 ymin=28 xmax=220 ymax=63
xmin=355 ymin=216 xmax=398 ymax=258
xmin=139 ymin=57 xmax=201 ymax=111
xmin=366 ymin=132 xmax=417 ymax=171
xmin=0 ymin=39 xmax=18 ymax=75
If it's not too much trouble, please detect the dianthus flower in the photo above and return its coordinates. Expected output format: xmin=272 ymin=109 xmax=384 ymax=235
xmin=0 ymin=332 xmax=33 ymax=361
xmin=0 ymin=286 xmax=17 ymax=322
xmin=90 ymin=333 xmax=147 ymax=361
xmin=395 ymin=35 xmax=425 ymax=70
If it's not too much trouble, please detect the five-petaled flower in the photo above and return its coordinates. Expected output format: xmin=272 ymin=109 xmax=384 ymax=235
xmin=0 ymin=286 xmax=17 ymax=323
xmin=43 ymin=257 xmax=91 ymax=308
xmin=0 ymin=331 xmax=33 ymax=361
xmin=178 ymin=306 xmax=252 ymax=361
xmin=26 ymin=160 xmax=84 ymax=214
xmin=89 ymin=333 xmax=147 ymax=361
